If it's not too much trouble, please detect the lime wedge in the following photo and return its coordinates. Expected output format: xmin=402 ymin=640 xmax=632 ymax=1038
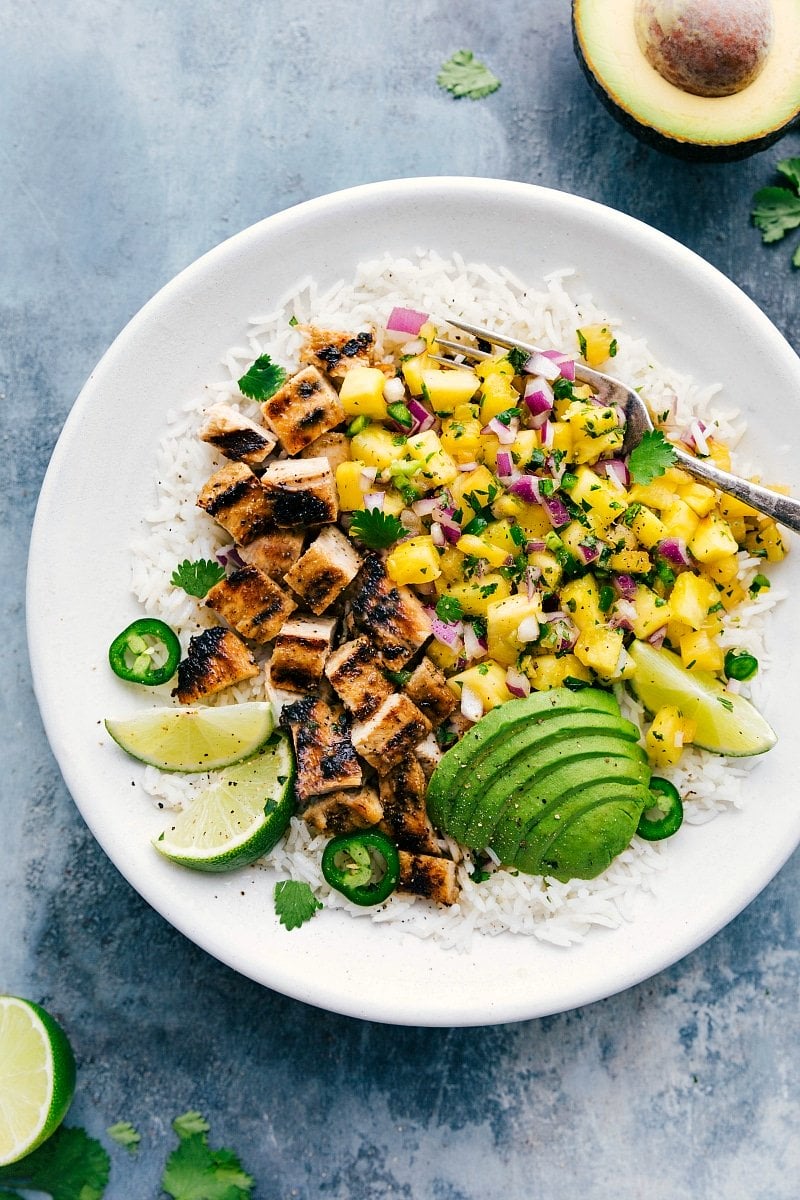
xmin=0 ymin=996 xmax=77 ymax=1166
xmin=105 ymin=702 xmax=274 ymax=772
xmin=153 ymin=732 xmax=295 ymax=871
xmin=628 ymin=640 xmax=777 ymax=757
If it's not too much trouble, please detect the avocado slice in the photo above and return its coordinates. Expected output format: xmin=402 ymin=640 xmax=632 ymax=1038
xmin=454 ymin=714 xmax=642 ymax=845
xmin=426 ymin=687 xmax=619 ymax=829
xmin=512 ymin=778 xmax=651 ymax=877
xmin=488 ymin=749 xmax=649 ymax=864
xmin=523 ymin=793 xmax=647 ymax=882
xmin=572 ymin=0 xmax=800 ymax=161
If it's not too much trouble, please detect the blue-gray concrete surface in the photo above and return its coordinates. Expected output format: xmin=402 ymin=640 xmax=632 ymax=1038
xmin=3 ymin=2 xmax=799 ymax=1196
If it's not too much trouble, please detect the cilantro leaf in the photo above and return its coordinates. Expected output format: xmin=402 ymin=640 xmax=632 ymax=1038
xmin=237 ymin=354 xmax=287 ymax=401
xmin=751 ymin=185 xmax=800 ymax=243
xmin=777 ymin=156 xmax=800 ymax=191
xmin=162 ymin=1115 xmax=253 ymax=1200
xmin=348 ymin=507 xmax=405 ymax=549
xmin=628 ymin=429 xmax=677 ymax=485
xmin=435 ymin=594 xmax=464 ymax=623
xmin=107 ymin=1120 xmax=141 ymax=1151
xmin=171 ymin=558 xmax=226 ymax=598
xmin=437 ymin=50 xmax=501 ymax=100
xmin=0 ymin=1126 xmax=110 ymax=1200
xmin=274 ymin=880 xmax=322 ymax=930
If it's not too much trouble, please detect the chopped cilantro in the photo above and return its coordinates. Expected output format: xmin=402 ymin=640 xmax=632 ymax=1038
xmin=435 ymin=594 xmax=464 ymax=623
xmin=717 ymin=696 xmax=734 ymax=712
xmin=749 ymin=573 xmax=771 ymax=595
xmin=349 ymin=507 xmax=405 ymax=549
xmin=495 ymin=406 xmax=522 ymax=425
xmin=384 ymin=668 xmax=412 ymax=687
xmin=0 ymin=1126 xmax=110 ymax=1200
xmin=628 ymin=429 xmax=677 ymax=485
xmin=437 ymin=49 xmax=501 ymax=100
xmin=752 ymin=158 xmax=800 ymax=267
xmin=107 ymin=1121 xmax=141 ymax=1151
xmin=288 ymin=314 xmax=299 ymax=327
xmin=505 ymin=347 xmax=529 ymax=373
xmin=576 ymin=329 xmax=587 ymax=359
xmin=273 ymin=880 xmax=322 ymax=930
xmin=162 ymin=1111 xmax=254 ymax=1199
xmin=171 ymin=557 xmax=226 ymax=598
xmin=237 ymin=353 xmax=287 ymax=401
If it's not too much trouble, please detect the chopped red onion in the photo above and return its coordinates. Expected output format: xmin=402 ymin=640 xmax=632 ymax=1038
xmin=540 ymin=419 xmax=554 ymax=448
xmin=647 ymin=627 xmax=667 ymax=648
xmin=657 ymin=537 xmax=692 ymax=567
xmin=363 ymin=491 xmax=385 ymax=510
xmin=407 ymin=396 xmax=435 ymax=433
xmin=609 ymin=599 xmax=637 ymax=631
xmin=542 ymin=494 xmax=571 ymax=529
xmin=216 ymin=545 xmax=244 ymax=570
xmin=525 ymin=540 xmax=546 ymax=554
xmin=430 ymin=522 xmax=445 ymax=548
xmin=517 ymin=615 xmax=540 ymax=643
xmin=463 ymin=622 xmax=488 ymax=660
xmin=482 ymin=416 xmax=517 ymax=445
xmin=725 ymin=677 xmax=742 ymax=695
xmin=524 ymin=563 xmax=540 ymax=598
xmin=604 ymin=459 xmax=630 ymax=489
xmin=683 ymin=418 xmax=711 ymax=456
xmin=508 ymin=475 xmax=541 ymax=504
xmin=505 ymin=667 xmax=531 ymax=698
xmin=386 ymin=306 xmax=428 ymax=336
xmin=612 ymin=573 xmax=637 ymax=600
xmin=524 ymin=351 xmax=561 ymax=382
xmin=460 ymin=683 xmax=484 ymax=723
xmin=426 ymin=610 xmax=464 ymax=648
xmin=495 ymin=449 xmax=514 ymax=478
xmin=412 ymin=496 xmax=439 ymax=517
xmin=458 ymin=460 xmax=479 ymax=472
xmin=359 ymin=465 xmax=378 ymax=490
xmin=578 ymin=541 xmax=600 ymax=564
xmin=540 ymin=609 xmax=567 ymax=623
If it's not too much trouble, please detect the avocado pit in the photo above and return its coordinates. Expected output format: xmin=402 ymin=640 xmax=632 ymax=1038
xmin=634 ymin=0 xmax=774 ymax=97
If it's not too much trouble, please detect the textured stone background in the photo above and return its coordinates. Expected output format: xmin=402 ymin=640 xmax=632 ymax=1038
xmin=2 ymin=2 xmax=799 ymax=1196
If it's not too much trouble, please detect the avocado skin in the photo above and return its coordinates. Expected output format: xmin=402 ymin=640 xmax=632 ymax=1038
xmin=571 ymin=2 xmax=800 ymax=163
xmin=446 ymin=710 xmax=641 ymax=843
xmin=458 ymin=724 xmax=643 ymax=849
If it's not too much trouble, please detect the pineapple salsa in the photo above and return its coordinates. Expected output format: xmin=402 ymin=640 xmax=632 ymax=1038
xmin=336 ymin=309 xmax=785 ymax=774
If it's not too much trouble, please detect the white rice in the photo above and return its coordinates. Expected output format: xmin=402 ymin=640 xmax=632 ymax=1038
xmin=132 ymin=250 xmax=783 ymax=951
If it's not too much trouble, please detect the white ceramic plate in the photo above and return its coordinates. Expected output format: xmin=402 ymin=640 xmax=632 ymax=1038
xmin=27 ymin=178 xmax=800 ymax=1026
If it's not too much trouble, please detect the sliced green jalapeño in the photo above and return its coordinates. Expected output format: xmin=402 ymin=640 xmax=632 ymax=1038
xmin=321 ymin=831 xmax=400 ymax=906
xmin=109 ymin=617 xmax=181 ymax=686
xmin=637 ymin=777 xmax=683 ymax=842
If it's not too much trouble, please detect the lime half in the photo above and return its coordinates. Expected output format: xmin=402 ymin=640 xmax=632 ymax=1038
xmin=105 ymin=702 xmax=274 ymax=772
xmin=628 ymin=640 xmax=777 ymax=757
xmin=0 ymin=996 xmax=76 ymax=1166
xmin=153 ymin=732 xmax=295 ymax=871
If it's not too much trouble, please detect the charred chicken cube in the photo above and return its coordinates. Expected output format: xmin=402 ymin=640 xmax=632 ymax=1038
xmin=260 ymin=457 xmax=338 ymax=528
xmin=299 ymin=430 xmax=351 ymax=472
xmin=269 ymin=615 xmax=336 ymax=694
xmin=379 ymin=756 xmax=439 ymax=855
xmin=298 ymin=325 xmax=374 ymax=380
xmin=280 ymin=697 xmax=362 ymax=800
xmin=198 ymin=403 xmax=277 ymax=466
xmin=172 ymin=625 xmax=259 ymax=704
xmin=285 ymin=526 xmax=362 ymax=614
xmin=351 ymin=693 xmax=431 ymax=774
xmin=323 ymin=635 xmax=393 ymax=721
xmin=349 ymin=552 xmax=432 ymax=668
xmin=404 ymin=656 xmax=458 ymax=727
xmin=206 ymin=564 xmax=296 ymax=643
xmin=261 ymin=365 xmax=345 ymax=455
xmin=238 ymin=529 xmax=305 ymax=580
xmin=303 ymin=785 xmax=383 ymax=836
xmin=196 ymin=462 xmax=273 ymax=545
xmin=398 ymin=850 xmax=459 ymax=906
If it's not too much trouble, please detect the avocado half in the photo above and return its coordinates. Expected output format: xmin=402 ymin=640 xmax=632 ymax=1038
xmin=572 ymin=0 xmax=800 ymax=161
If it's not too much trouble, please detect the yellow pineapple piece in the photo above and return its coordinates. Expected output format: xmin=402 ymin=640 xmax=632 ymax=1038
xmin=707 ymin=441 xmax=731 ymax=471
xmin=421 ymin=368 xmax=479 ymax=412
xmin=406 ymin=430 xmax=459 ymax=488
xmin=336 ymin=460 xmax=367 ymax=511
xmin=437 ymin=547 xmax=467 ymax=584
xmin=448 ymin=660 xmax=512 ymax=711
xmin=440 ymin=414 xmax=483 ymax=464
xmin=660 ymin=499 xmax=700 ymax=543
xmin=338 ymin=367 xmax=389 ymax=419
xmin=455 ymin=533 xmax=511 ymax=568
xmin=483 ymin=519 xmax=521 ymax=557
xmin=569 ymin=466 xmax=627 ymax=532
xmin=446 ymin=573 xmax=512 ymax=617
xmin=669 ymin=572 xmax=719 ymax=630
xmin=486 ymin=594 xmax=542 ymax=665
xmin=677 ymin=480 xmax=717 ymax=517
xmin=679 ymin=628 xmax=724 ymax=673
xmin=450 ymin=464 xmax=497 ymax=510
xmin=608 ymin=549 xmax=652 ymax=574
xmin=350 ymin=424 xmax=409 ymax=471
xmin=688 ymin=513 xmax=739 ymax=564
xmin=386 ymin=536 xmax=442 ymax=586
xmin=574 ymin=625 xmax=625 ymax=678
xmin=528 ymin=549 xmax=563 ymax=589
xmin=702 ymin=554 xmax=739 ymax=585
xmin=479 ymin=374 xmax=519 ymax=425
xmin=628 ymin=479 xmax=677 ymax=510
xmin=630 ymin=584 xmax=670 ymax=639
xmin=402 ymin=351 xmax=434 ymax=396
xmin=426 ymin=639 xmax=463 ymax=673
xmin=744 ymin=522 xmax=789 ymax=563
xmin=629 ymin=504 xmax=668 ymax=550
xmin=576 ymin=323 xmax=617 ymax=366
xmin=645 ymin=705 xmax=696 ymax=768
xmin=521 ymin=652 xmax=591 ymax=691
xmin=559 ymin=575 xmax=603 ymax=632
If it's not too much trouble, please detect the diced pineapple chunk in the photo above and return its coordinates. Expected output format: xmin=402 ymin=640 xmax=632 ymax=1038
xmin=629 ymin=504 xmax=668 ymax=550
xmin=688 ymin=512 xmax=739 ymax=564
xmin=660 ymin=499 xmax=700 ymax=542
xmin=479 ymin=373 xmax=519 ymax=424
xmin=455 ymin=533 xmax=511 ymax=568
xmin=486 ymin=594 xmax=542 ymax=665
xmin=445 ymin=573 xmax=512 ymax=616
xmin=677 ymin=480 xmax=717 ymax=517
xmin=338 ymin=367 xmax=389 ymax=419
xmin=679 ymin=628 xmax=724 ymax=673
xmin=421 ymin=368 xmax=479 ymax=412
xmin=493 ymin=495 xmax=551 ymax=539
xmin=336 ymin=460 xmax=367 ymax=511
xmin=402 ymin=352 xmax=434 ymax=396
xmin=574 ymin=625 xmax=625 ymax=678
xmin=448 ymin=661 xmax=512 ymax=712
xmin=450 ymin=465 xmax=497 ymax=510
xmin=576 ymin=323 xmax=617 ymax=367
xmin=437 ymin=547 xmax=467 ymax=583
xmin=707 ymin=441 xmax=731 ymax=471
xmin=440 ymin=413 xmax=483 ymax=464
xmin=385 ymin=536 xmax=442 ymax=586
xmin=520 ymin=652 xmax=591 ymax=691
xmin=744 ymin=521 xmax=789 ymax=563
xmin=559 ymin=576 xmax=603 ymax=632
xmin=608 ymin=549 xmax=652 ymax=574
xmin=630 ymin=584 xmax=670 ymax=639
xmin=406 ymin=430 xmax=459 ymax=488
xmin=645 ymin=705 xmax=696 ymax=768
xmin=350 ymin=424 xmax=409 ymax=471
xmin=628 ymin=479 xmax=677 ymax=510
xmin=483 ymin=519 xmax=520 ymax=557
xmin=569 ymin=466 xmax=628 ymax=532
xmin=702 ymin=553 xmax=739 ymax=585
xmin=528 ymin=549 xmax=563 ymax=589
xmin=571 ymin=428 xmax=624 ymax=466
xmin=669 ymin=572 xmax=719 ymax=630
xmin=426 ymin=639 xmax=463 ymax=673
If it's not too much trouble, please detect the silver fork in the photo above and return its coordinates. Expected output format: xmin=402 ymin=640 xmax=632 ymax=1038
xmin=437 ymin=318 xmax=800 ymax=535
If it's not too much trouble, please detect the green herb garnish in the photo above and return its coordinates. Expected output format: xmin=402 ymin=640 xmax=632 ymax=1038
xmin=0 ymin=1126 xmax=111 ymax=1200
xmin=349 ymin=507 xmax=405 ymax=549
xmin=628 ymin=429 xmax=677 ymax=485
xmin=273 ymin=880 xmax=323 ymax=931
xmin=435 ymin=594 xmax=464 ymax=623
xmin=437 ymin=49 xmax=501 ymax=100
xmin=752 ymin=158 xmax=800 ymax=267
xmin=162 ymin=1112 xmax=254 ymax=1199
xmin=171 ymin=558 xmax=226 ymax=598
xmin=106 ymin=1121 xmax=141 ymax=1152
xmin=237 ymin=353 xmax=287 ymax=401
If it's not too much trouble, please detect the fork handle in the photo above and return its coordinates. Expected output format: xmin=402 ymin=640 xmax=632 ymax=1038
xmin=672 ymin=446 xmax=800 ymax=535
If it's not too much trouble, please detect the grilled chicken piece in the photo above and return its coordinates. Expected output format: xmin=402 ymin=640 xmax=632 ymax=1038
xmin=269 ymin=615 xmax=336 ymax=694
xmin=261 ymin=365 xmax=345 ymax=455
xmin=378 ymin=756 xmax=439 ymax=855
xmin=351 ymin=694 xmax=431 ymax=774
xmin=398 ymin=851 xmax=458 ymax=906
xmin=260 ymin=457 xmax=338 ymax=528
xmin=349 ymin=552 xmax=432 ymax=668
xmin=403 ymin=656 xmax=457 ymax=727
xmin=299 ymin=430 xmax=351 ymax=473
xmin=172 ymin=626 xmax=259 ymax=703
xmin=197 ymin=462 xmax=273 ymax=545
xmin=198 ymin=403 xmax=277 ymax=466
xmin=298 ymin=326 xmax=374 ymax=379
xmin=285 ymin=526 xmax=362 ymax=614
xmin=324 ymin=636 xmax=393 ymax=721
xmin=414 ymin=732 xmax=443 ymax=780
xmin=303 ymin=785 xmax=383 ymax=836
xmin=280 ymin=697 xmax=362 ymax=799
xmin=238 ymin=529 xmax=305 ymax=580
xmin=206 ymin=565 xmax=296 ymax=643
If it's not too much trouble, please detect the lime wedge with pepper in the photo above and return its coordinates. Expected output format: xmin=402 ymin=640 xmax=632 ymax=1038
xmin=0 ymin=996 xmax=76 ymax=1166
xmin=153 ymin=733 xmax=295 ymax=872
xmin=628 ymin=640 xmax=776 ymax=757
xmin=105 ymin=702 xmax=274 ymax=772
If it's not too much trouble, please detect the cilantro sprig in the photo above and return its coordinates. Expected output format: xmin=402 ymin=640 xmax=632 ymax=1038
xmin=161 ymin=1112 xmax=254 ymax=1200
xmin=0 ymin=1126 xmax=110 ymax=1200
xmin=348 ymin=507 xmax=405 ymax=549
xmin=237 ymin=353 xmax=287 ymax=401
xmin=751 ymin=157 xmax=800 ymax=268
xmin=171 ymin=558 xmax=226 ymax=598
xmin=628 ymin=429 xmax=677 ymax=486
xmin=274 ymin=880 xmax=322 ymax=930
xmin=106 ymin=1121 xmax=141 ymax=1152
xmin=437 ymin=50 xmax=501 ymax=100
